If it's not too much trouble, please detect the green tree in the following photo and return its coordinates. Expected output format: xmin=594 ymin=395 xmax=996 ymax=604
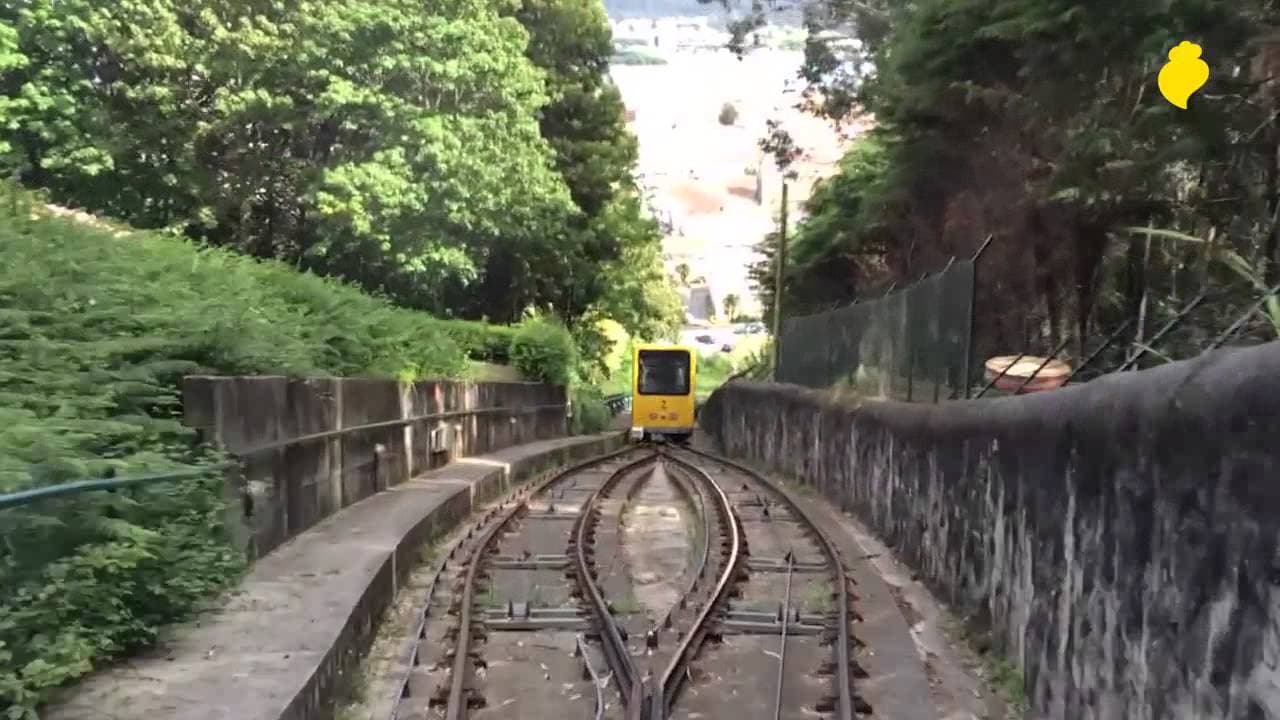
xmin=746 ymin=0 xmax=1280 ymax=366
xmin=0 ymin=0 xmax=575 ymax=317
xmin=723 ymin=293 xmax=740 ymax=321
xmin=508 ymin=0 xmax=683 ymax=350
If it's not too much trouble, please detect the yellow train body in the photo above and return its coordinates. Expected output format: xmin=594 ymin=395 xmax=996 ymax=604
xmin=630 ymin=343 xmax=697 ymax=443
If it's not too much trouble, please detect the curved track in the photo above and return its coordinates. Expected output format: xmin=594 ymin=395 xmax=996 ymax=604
xmin=663 ymin=445 xmax=864 ymax=720
xmin=645 ymin=450 xmax=744 ymax=719
xmin=388 ymin=442 xmax=864 ymax=720
xmin=568 ymin=453 xmax=658 ymax=719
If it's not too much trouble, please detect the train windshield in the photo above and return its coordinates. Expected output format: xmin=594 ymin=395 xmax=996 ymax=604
xmin=638 ymin=349 xmax=691 ymax=395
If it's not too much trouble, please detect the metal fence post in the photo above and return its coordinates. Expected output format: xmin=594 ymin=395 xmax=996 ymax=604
xmin=1116 ymin=291 xmax=1208 ymax=372
xmin=961 ymin=235 xmax=994 ymax=399
xmin=771 ymin=181 xmax=790 ymax=378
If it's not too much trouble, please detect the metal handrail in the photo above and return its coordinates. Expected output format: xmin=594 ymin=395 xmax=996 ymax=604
xmin=0 ymin=467 xmax=230 ymax=511
xmin=0 ymin=400 xmax=568 ymax=511
xmin=603 ymin=393 xmax=630 ymax=415
xmin=235 ymin=402 xmax=566 ymax=457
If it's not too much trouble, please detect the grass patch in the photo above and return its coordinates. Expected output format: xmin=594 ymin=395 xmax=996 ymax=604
xmin=789 ymin=481 xmax=817 ymax=496
xmin=800 ymin=580 xmax=833 ymax=613
xmin=943 ymin=615 xmax=1029 ymax=716
xmin=333 ymin=660 xmax=371 ymax=720
xmin=610 ymin=591 xmax=642 ymax=615
xmin=990 ymin=657 xmax=1028 ymax=713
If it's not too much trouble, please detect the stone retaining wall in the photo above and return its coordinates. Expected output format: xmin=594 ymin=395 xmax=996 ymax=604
xmin=698 ymin=342 xmax=1280 ymax=720
xmin=182 ymin=376 xmax=568 ymax=559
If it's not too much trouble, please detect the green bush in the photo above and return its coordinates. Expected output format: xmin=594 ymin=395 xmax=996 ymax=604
xmin=437 ymin=320 xmax=516 ymax=363
xmin=0 ymin=187 xmax=479 ymax=716
xmin=696 ymin=353 xmax=735 ymax=400
xmin=571 ymin=320 xmax=614 ymax=385
xmin=570 ymin=385 xmax=611 ymax=435
xmin=509 ymin=317 xmax=578 ymax=385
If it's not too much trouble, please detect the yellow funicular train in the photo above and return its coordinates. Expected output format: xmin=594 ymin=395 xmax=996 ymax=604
xmin=629 ymin=343 xmax=696 ymax=444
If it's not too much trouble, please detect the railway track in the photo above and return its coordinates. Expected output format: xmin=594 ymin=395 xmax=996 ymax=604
xmin=389 ymin=443 xmax=866 ymax=720
xmin=639 ymin=450 xmax=744 ymax=719
xmin=667 ymin=445 xmax=869 ymax=720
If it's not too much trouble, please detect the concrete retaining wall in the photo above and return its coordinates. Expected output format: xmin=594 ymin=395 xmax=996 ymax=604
xmin=698 ymin=342 xmax=1280 ymax=720
xmin=182 ymin=376 xmax=568 ymax=559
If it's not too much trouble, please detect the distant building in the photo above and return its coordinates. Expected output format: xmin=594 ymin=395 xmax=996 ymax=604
xmin=685 ymin=286 xmax=717 ymax=320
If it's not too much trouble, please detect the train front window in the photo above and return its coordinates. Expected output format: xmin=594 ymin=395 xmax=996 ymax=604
xmin=638 ymin=350 xmax=690 ymax=395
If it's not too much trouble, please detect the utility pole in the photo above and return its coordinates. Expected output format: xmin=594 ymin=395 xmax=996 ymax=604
xmin=771 ymin=180 xmax=789 ymax=377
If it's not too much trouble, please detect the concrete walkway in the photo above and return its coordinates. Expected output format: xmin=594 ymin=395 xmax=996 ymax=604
xmin=45 ymin=432 xmax=625 ymax=720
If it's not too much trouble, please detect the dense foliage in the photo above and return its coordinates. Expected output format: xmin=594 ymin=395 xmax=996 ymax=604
xmin=441 ymin=322 xmax=519 ymax=365
xmin=0 ymin=0 xmax=681 ymax=345
xmin=749 ymin=0 xmax=1280 ymax=370
xmin=0 ymin=186 xmax=501 ymax=715
xmin=569 ymin=384 xmax=612 ymax=434
xmin=510 ymin=316 xmax=580 ymax=385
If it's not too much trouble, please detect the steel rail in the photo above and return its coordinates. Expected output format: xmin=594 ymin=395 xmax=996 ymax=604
xmin=652 ymin=451 xmax=743 ymax=718
xmin=774 ymin=551 xmax=796 ymax=720
xmin=676 ymin=446 xmax=856 ymax=720
xmin=391 ymin=447 xmax=632 ymax=718
xmin=388 ymin=532 xmax=468 ymax=720
xmin=441 ymin=446 xmax=643 ymax=720
xmin=576 ymin=634 xmax=608 ymax=720
xmin=571 ymin=452 xmax=660 ymax=720
xmin=652 ymin=460 xmax=713 ymax=637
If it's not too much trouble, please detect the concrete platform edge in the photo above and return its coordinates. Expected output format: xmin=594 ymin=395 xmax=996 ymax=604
xmin=280 ymin=432 xmax=627 ymax=720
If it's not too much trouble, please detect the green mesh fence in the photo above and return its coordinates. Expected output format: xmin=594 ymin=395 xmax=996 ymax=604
xmin=776 ymin=259 xmax=975 ymax=400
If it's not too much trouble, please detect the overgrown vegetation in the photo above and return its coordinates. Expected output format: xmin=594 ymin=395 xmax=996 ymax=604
xmin=0 ymin=187 xmax=491 ymax=716
xmin=696 ymin=354 xmax=735 ymax=402
xmin=570 ymin=385 xmax=612 ymax=435
xmin=510 ymin=317 xmax=578 ymax=386
xmin=442 ymin=323 xmax=518 ymax=365
xmin=745 ymin=0 xmax=1280 ymax=370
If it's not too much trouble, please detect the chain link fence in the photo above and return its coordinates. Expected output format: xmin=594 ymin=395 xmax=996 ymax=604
xmin=765 ymin=230 xmax=1279 ymax=401
xmin=776 ymin=259 xmax=976 ymax=400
